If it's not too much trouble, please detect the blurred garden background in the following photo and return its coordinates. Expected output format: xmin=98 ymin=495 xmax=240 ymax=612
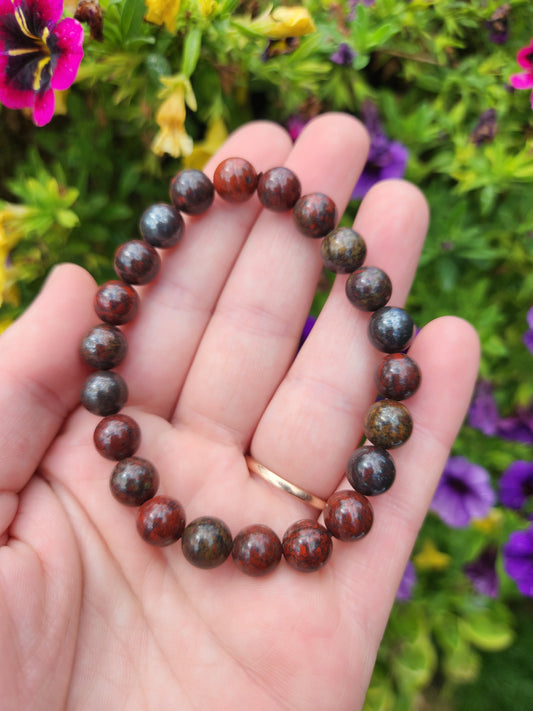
xmin=1 ymin=0 xmax=533 ymax=708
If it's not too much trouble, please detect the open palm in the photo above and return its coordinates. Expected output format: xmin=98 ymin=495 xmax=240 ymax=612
xmin=0 ymin=114 xmax=479 ymax=711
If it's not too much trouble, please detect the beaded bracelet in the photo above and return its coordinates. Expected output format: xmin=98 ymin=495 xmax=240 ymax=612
xmin=79 ymin=158 xmax=421 ymax=577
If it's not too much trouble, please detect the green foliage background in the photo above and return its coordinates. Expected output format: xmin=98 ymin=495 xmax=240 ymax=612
xmin=1 ymin=0 xmax=532 ymax=708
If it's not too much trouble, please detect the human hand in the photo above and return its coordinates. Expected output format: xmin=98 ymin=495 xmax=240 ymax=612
xmin=0 ymin=114 xmax=479 ymax=711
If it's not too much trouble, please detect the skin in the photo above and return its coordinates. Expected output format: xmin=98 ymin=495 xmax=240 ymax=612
xmin=0 ymin=114 xmax=480 ymax=711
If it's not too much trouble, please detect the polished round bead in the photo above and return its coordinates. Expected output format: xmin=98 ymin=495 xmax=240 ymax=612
xmin=110 ymin=456 xmax=159 ymax=506
xmin=367 ymin=306 xmax=415 ymax=353
xmin=375 ymin=353 xmax=421 ymax=400
xmin=320 ymin=227 xmax=367 ymax=273
xmin=346 ymin=445 xmax=396 ymax=496
xmin=169 ymin=169 xmax=214 ymax=215
xmin=213 ymin=157 xmax=258 ymax=203
xmin=346 ymin=266 xmax=392 ymax=312
xmin=137 ymin=496 xmax=186 ymax=546
xmin=293 ymin=193 xmax=337 ymax=239
xmin=94 ymin=280 xmax=139 ymax=325
xmin=181 ymin=516 xmax=233 ymax=569
xmin=282 ymin=519 xmax=332 ymax=573
xmin=80 ymin=323 xmax=127 ymax=370
xmin=94 ymin=413 xmax=141 ymax=460
xmin=232 ymin=524 xmax=282 ymax=577
xmin=139 ymin=203 xmax=184 ymax=248
xmin=81 ymin=371 xmax=128 ymax=416
xmin=324 ymin=490 xmax=373 ymax=541
xmin=114 ymin=240 xmax=161 ymax=285
xmin=363 ymin=400 xmax=413 ymax=449
xmin=257 ymin=167 xmax=301 ymax=212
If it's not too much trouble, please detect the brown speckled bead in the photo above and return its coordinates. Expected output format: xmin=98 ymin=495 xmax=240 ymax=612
xmin=324 ymin=490 xmax=373 ymax=542
xmin=232 ymin=524 xmax=282 ymax=577
xmin=80 ymin=323 xmax=127 ymax=370
xmin=94 ymin=280 xmax=139 ymax=325
xmin=293 ymin=193 xmax=337 ymax=239
xmin=320 ymin=227 xmax=367 ymax=274
xmin=139 ymin=203 xmax=184 ymax=249
xmin=375 ymin=353 xmax=421 ymax=400
xmin=181 ymin=516 xmax=233 ymax=569
xmin=282 ymin=519 xmax=332 ymax=573
xmin=346 ymin=266 xmax=392 ymax=312
xmin=363 ymin=400 xmax=413 ymax=449
xmin=110 ymin=456 xmax=159 ymax=506
xmin=367 ymin=306 xmax=415 ymax=353
xmin=94 ymin=413 xmax=141 ymax=460
xmin=114 ymin=240 xmax=161 ymax=285
xmin=213 ymin=157 xmax=258 ymax=203
xmin=346 ymin=445 xmax=396 ymax=496
xmin=81 ymin=370 xmax=128 ymax=416
xmin=137 ymin=495 xmax=186 ymax=546
xmin=170 ymin=169 xmax=214 ymax=215
xmin=257 ymin=167 xmax=301 ymax=212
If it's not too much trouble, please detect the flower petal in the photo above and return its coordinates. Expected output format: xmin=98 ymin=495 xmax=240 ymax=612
xmin=32 ymin=86 xmax=54 ymax=125
xmin=510 ymin=71 xmax=533 ymax=91
xmin=26 ymin=0 xmax=63 ymax=25
xmin=49 ymin=18 xmax=84 ymax=91
xmin=516 ymin=43 xmax=533 ymax=70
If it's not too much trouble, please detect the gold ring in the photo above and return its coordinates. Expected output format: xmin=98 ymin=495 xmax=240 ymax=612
xmin=245 ymin=455 xmax=327 ymax=511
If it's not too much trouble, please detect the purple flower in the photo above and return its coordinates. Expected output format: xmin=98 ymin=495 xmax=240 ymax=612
xmin=396 ymin=560 xmax=416 ymax=601
xmin=509 ymin=38 xmax=533 ymax=110
xmin=498 ymin=407 xmax=533 ymax=445
xmin=468 ymin=380 xmax=500 ymax=435
xmin=0 ymin=0 xmax=84 ymax=126
xmin=430 ymin=456 xmax=496 ymax=528
xmin=499 ymin=460 xmax=533 ymax=510
xmin=464 ymin=546 xmax=499 ymax=597
xmin=352 ymin=102 xmax=409 ymax=200
xmin=286 ymin=115 xmax=307 ymax=142
xmin=485 ymin=4 xmax=510 ymax=45
xmin=470 ymin=108 xmax=497 ymax=145
xmin=523 ymin=306 xmax=533 ymax=353
xmin=503 ymin=525 xmax=533 ymax=597
xmin=330 ymin=42 xmax=356 ymax=66
xmin=298 ymin=314 xmax=316 ymax=350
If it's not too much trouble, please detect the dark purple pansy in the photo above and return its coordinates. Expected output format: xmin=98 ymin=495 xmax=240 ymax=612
xmin=352 ymin=102 xmax=409 ymax=200
xmin=464 ymin=546 xmax=499 ymax=597
xmin=0 ymin=0 xmax=84 ymax=125
xmin=503 ymin=525 xmax=533 ymax=597
xmin=523 ymin=306 xmax=533 ymax=353
xmin=468 ymin=380 xmax=500 ymax=435
xmin=498 ymin=407 xmax=533 ymax=445
xmin=330 ymin=42 xmax=356 ymax=66
xmin=430 ymin=456 xmax=496 ymax=528
xmin=499 ymin=460 xmax=533 ymax=510
xmin=396 ymin=560 xmax=416 ymax=601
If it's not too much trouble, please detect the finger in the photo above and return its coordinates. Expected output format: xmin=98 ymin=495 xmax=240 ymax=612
xmin=174 ymin=113 xmax=370 ymax=447
xmin=118 ymin=121 xmax=294 ymax=417
xmin=0 ymin=264 xmax=95 ymax=535
xmin=330 ymin=317 xmax=480 ymax=658
xmin=249 ymin=179 xmax=429 ymax=502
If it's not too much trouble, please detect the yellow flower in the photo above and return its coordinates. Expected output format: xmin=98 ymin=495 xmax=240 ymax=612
xmin=0 ymin=202 xmax=31 ymax=250
xmin=472 ymin=508 xmax=503 ymax=534
xmin=196 ymin=0 xmax=217 ymax=17
xmin=145 ymin=0 xmax=181 ymax=33
xmin=0 ymin=246 xmax=20 ymax=309
xmin=247 ymin=5 xmax=316 ymax=39
xmin=183 ymin=117 xmax=228 ymax=170
xmin=151 ymin=77 xmax=196 ymax=159
xmin=413 ymin=540 xmax=452 ymax=571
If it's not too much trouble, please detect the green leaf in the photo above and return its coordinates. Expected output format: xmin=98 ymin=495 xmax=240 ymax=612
xmin=119 ymin=0 xmax=145 ymax=41
xmin=459 ymin=609 xmax=515 ymax=652
xmin=182 ymin=27 xmax=203 ymax=78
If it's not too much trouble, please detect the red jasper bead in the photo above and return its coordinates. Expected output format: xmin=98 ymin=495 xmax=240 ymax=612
xmin=293 ymin=193 xmax=337 ymax=238
xmin=170 ymin=169 xmax=214 ymax=215
xmin=324 ymin=490 xmax=373 ymax=542
xmin=181 ymin=516 xmax=233 ymax=569
xmin=94 ymin=280 xmax=139 ymax=325
xmin=110 ymin=456 xmax=159 ymax=506
xmin=232 ymin=524 xmax=282 ymax=577
xmin=363 ymin=400 xmax=413 ymax=449
xmin=282 ymin=519 xmax=332 ymax=573
xmin=375 ymin=353 xmax=421 ymax=400
xmin=81 ymin=370 xmax=128 ymax=416
xmin=320 ymin=227 xmax=367 ymax=274
xmin=346 ymin=445 xmax=396 ymax=496
xmin=114 ymin=240 xmax=161 ymax=285
xmin=257 ymin=167 xmax=301 ymax=212
xmin=139 ymin=203 xmax=184 ymax=248
xmin=213 ymin=157 xmax=258 ymax=203
xmin=346 ymin=266 xmax=392 ymax=312
xmin=137 ymin=496 xmax=186 ymax=546
xmin=94 ymin=413 xmax=141 ymax=460
xmin=80 ymin=323 xmax=127 ymax=370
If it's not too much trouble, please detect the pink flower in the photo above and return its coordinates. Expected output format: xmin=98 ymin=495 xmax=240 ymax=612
xmin=509 ymin=38 xmax=533 ymax=109
xmin=0 ymin=0 xmax=84 ymax=126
